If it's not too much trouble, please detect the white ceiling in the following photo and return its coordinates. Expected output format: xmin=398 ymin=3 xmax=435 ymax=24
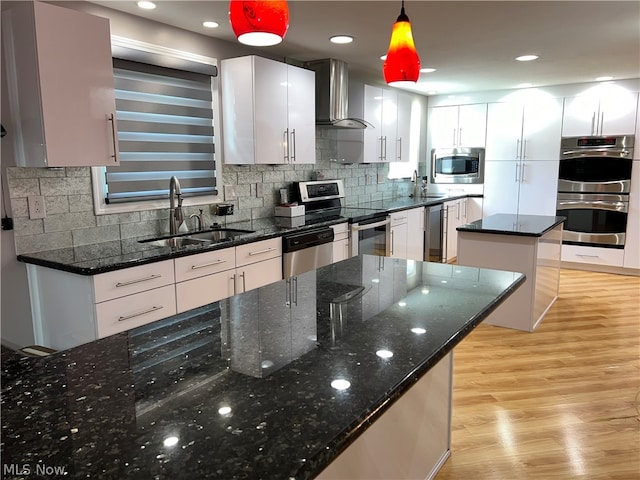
xmin=90 ymin=1 xmax=640 ymax=96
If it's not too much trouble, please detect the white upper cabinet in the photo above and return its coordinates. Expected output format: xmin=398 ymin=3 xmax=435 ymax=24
xmin=428 ymin=104 xmax=487 ymax=149
xmin=486 ymin=97 xmax=562 ymax=161
xmin=2 ymin=1 xmax=118 ymax=167
xmin=562 ymin=84 xmax=638 ymax=137
xmin=221 ymin=55 xmax=315 ymax=165
xmin=364 ymin=85 xmax=398 ymax=162
xmin=395 ymin=92 xmax=413 ymax=163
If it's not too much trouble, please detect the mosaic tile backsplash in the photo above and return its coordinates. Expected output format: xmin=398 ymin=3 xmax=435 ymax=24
xmin=7 ymin=129 xmax=419 ymax=254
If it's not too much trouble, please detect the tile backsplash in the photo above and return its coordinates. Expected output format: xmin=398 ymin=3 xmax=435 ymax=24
xmin=6 ymin=128 xmax=417 ymax=254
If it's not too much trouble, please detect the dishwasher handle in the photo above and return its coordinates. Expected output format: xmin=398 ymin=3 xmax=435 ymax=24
xmin=351 ymin=218 xmax=391 ymax=231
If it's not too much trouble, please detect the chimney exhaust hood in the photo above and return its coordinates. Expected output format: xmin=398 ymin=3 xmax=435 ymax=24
xmin=304 ymin=58 xmax=371 ymax=129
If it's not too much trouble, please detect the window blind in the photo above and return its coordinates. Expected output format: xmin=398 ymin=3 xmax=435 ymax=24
xmin=106 ymin=59 xmax=217 ymax=203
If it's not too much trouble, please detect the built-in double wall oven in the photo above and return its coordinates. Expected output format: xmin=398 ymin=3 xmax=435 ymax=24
xmin=556 ymin=135 xmax=634 ymax=248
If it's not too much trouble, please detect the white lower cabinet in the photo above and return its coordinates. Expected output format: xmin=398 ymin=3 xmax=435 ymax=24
xmin=95 ymin=285 xmax=176 ymax=338
xmin=389 ymin=211 xmax=409 ymax=259
xmin=27 ymin=239 xmax=283 ymax=350
xmin=389 ymin=208 xmax=424 ymax=261
xmin=406 ymin=208 xmax=425 ymax=261
xmin=483 ymin=160 xmax=559 ymax=217
xmin=562 ymin=244 xmax=625 ymax=268
xmin=444 ymin=199 xmax=467 ymax=263
xmin=176 ymin=238 xmax=283 ymax=313
xmin=331 ymin=223 xmax=350 ymax=262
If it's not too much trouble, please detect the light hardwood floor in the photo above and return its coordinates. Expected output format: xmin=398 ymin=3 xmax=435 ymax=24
xmin=436 ymin=268 xmax=640 ymax=480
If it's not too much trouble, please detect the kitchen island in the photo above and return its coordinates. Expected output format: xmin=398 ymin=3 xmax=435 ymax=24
xmin=457 ymin=214 xmax=565 ymax=332
xmin=1 ymin=255 xmax=524 ymax=479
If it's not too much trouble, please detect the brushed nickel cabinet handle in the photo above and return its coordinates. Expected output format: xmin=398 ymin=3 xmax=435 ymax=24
xmin=191 ymin=259 xmax=227 ymax=270
xmin=115 ymin=274 xmax=161 ymax=288
xmin=108 ymin=113 xmax=119 ymax=163
xmin=248 ymin=247 xmax=277 ymax=256
xmin=118 ymin=305 xmax=163 ymax=322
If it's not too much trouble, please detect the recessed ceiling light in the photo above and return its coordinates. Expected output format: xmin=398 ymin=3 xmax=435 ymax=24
xmin=330 ymin=35 xmax=353 ymax=44
xmin=420 ymin=67 xmax=437 ymax=73
xmin=596 ymin=76 xmax=613 ymax=81
xmin=203 ymin=21 xmax=219 ymax=29
xmin=515 ymin=54 xmax=539 ymax=62
xmin=137 ymin=1 xmax=156 ymax=10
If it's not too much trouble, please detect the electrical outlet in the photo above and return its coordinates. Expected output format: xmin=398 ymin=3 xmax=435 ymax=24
xmin=28 ymin=196 xmax=46 ymax=219
xmin=224 ymin=185 xmax=237 ymax=201
xmin=378 ymin=173 xmax=386 ymax=184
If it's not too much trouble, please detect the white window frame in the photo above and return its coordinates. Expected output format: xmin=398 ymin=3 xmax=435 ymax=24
xmin=92 ymin=36 xmax=223 ymax=215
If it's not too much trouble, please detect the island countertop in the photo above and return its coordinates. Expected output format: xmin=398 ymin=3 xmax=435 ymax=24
xmin=457 ymin=213 xmax=566 ymax=237
xmin=1 ymin=256 xmax=524 ymax=479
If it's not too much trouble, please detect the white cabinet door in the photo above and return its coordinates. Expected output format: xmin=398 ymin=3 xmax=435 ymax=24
xmin=482 ymin=160 xmax=520 ymax=217
xmin=623 ymin=160 xmax=640 ymax=269
xmin=3 ymin=1 xmax=117 ymax=167
xmin=429 ymin=104 xmax=487 ymax=150
xmin=331 ymin=223 xmax=350 ymax=262
xmin=238 ymin=256 xmax=283 ymax=293
xmin=487 ymin=98 xmax=562 ymax=162
xmin=458 ymin=104 xmax=488 ymax=148
xmin=517 ymin=161 xmax=560 ymax=216
xmin=405 ymin=207 xmax=425 ymax=261
xmin=364 ymin=85 xmax=398 ymax=162
xmin=395 ymin=92 xmax=413 ymax=163
xmin=253 ymin=56 xmax=289 ymax=164
xmin=598 ymin=91 xmax=639 ymax=136
xmin=176 ymin=270 xmax=235 ymax=313
xmin=521 ymin=97 xmax=563 ymax=160
xmin=390 ymin=223 xmax=408 ymax=259
xmin=562 ymin=90 xmax=638 ymax=136
xmin=222 ymin=56 xmax=315 ymax=165
xmin=444 ymin=200 xmax=462 ymax=262
xmin=486 ymin=102 xmax=524 ymax=161
xmin=429 ymin=106 xmax=460 ymax=149
xmin=286 ymin=64 xmax=316 ymax=164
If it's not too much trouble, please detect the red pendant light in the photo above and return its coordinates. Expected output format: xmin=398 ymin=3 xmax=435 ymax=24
xmin=383 ymin=1 xmax=421 ymax=85
xmin=229 ymin=1 xmax=289 ymax=47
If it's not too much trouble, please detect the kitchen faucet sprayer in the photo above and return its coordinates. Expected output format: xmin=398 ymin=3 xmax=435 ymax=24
xmin=169 ymin=176 xmax=185 ymax=235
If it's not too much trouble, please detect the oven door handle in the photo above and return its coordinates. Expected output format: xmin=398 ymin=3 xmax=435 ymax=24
xmin=351 ymin=218 xmax=391 ymax=231
xmin=561 ymin=148 xmax=631 ymax=157
xmin=557 ymin=200 xmax=628 ymax=212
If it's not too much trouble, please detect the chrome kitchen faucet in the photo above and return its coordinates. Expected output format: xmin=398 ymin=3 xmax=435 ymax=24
xmin=169 ymin=176 xmax=184 ymax=235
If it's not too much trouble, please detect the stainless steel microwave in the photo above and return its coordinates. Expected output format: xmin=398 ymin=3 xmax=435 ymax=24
xmin=431 ymin=147 xmax=485 ymax=184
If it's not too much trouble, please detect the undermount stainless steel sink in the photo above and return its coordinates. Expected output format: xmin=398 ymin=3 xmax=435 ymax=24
xmin=187 ymin=229 xmax=256 ymax=242
xmin=139 ymin=228 xmax=256 ymax=247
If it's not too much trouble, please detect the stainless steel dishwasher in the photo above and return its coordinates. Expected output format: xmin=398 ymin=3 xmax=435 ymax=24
xmin=282 ymin=227 xmax=335 ymax=278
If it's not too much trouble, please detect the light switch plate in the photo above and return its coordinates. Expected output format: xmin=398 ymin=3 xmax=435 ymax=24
xmin=378 ymin=173 xmax=386 ymax=184
xmin=255 ymin=182 xmax=263 ymax=197
xmin=28 ymin=196 xmax=46 ymax=219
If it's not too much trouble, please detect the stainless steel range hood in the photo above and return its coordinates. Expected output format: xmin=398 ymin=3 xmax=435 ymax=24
xmin=304 ymin=58 xmax=370 ymax=129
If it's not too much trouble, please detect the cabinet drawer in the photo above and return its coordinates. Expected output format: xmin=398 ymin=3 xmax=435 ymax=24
xmin=174 ymin=247 xmax=235 ymax=283
xmin=331 ymin=222 xmax=349 ymax=238
xmin=176 ymin=270 xmax=235 ymax=313
xmin=93 ymin=260 xmax=175 ymax=303
xmin=95 ymin=284 xmax=176 ymax=337
xmin=561 ymin=245 xmax=624 ymax=267
xmin=236 ymin=238 xmax=282 ymax=267
xmin=238 ymin=256 xmax=283 ymax=293
xmin=389 ymin=211 xmax=408 ymax=226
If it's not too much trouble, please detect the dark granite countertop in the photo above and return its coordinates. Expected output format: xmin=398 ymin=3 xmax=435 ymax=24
xmin=457 ymin=214 xmax=566 ymax=237
xmin=1 ymin=256 xmax=524 ymax=480
xmin=17 ymin=194 xmax=480 ymax=276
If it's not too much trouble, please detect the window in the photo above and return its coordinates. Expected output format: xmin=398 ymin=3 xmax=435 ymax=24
xmin=92 ymin=37 xmax=221 ymax=215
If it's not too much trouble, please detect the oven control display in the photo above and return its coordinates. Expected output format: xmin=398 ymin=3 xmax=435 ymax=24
xmin=577 ymin=137 xmax=617 ymax=147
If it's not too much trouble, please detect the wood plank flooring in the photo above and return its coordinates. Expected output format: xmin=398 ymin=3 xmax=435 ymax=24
xmin=435 ymin=268 xmax=640 ymax=480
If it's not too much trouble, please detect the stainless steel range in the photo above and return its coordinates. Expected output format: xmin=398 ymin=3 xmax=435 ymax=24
xmin=293 ymin=179 xmax=391 ymax=257
xmin=556 ymin=135 xmax=634 ymax=248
